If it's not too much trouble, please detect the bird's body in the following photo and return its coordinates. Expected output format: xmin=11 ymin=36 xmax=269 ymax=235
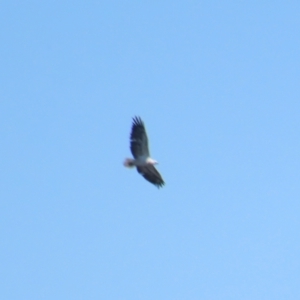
xmin=124 ymin=116 xmax=165 ymax=188
xmin=123 ymin=157 xmax=157 ymax=167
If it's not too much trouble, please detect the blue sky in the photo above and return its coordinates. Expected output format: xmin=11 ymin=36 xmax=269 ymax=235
xmin=1 ymin=1 xmax=300 ymax=299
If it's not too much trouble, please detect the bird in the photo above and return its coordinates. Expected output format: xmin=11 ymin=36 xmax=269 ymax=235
xmin=124 ymin=116 xmax=165 ymax=188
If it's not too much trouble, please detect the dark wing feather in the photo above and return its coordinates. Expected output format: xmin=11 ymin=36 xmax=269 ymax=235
xmin=130 ymin=116 xmax=150 ymax=158
xmin=137 ymin=165 xmax=165 ymax=188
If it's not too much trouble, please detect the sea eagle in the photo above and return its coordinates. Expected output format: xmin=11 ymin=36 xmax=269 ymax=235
xmin=124 ymin=116 xmax=165 ymax=188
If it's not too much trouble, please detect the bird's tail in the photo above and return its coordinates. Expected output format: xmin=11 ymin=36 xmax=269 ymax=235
xmin=123 ymin=158 xmax=135 ymax=168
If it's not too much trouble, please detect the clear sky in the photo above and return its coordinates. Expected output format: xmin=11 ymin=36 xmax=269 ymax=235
xmin=1 ymin=1 xmax=300 ymax=299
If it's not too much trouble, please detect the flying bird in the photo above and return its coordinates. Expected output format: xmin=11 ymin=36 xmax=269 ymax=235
xmin=124 ymin=116 xmax=165 ymax=188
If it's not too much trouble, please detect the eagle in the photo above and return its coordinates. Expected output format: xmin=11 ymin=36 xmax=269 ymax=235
xmin=124 ymin=116 xmax=165 ymax=188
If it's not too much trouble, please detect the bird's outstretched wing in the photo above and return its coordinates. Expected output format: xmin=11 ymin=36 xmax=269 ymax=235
xmin=130 ymin=116 xmax=150 ymax=159
xmin=137 ymin=165 xmax=165 ymax=188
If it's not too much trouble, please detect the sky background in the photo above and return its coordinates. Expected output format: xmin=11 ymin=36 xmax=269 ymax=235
xmin=1 ymin=1 xmax=300 ymax=299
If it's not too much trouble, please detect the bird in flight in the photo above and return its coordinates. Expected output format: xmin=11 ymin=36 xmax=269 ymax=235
xmin=124 ymin=116 xmax=165 ymax=188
